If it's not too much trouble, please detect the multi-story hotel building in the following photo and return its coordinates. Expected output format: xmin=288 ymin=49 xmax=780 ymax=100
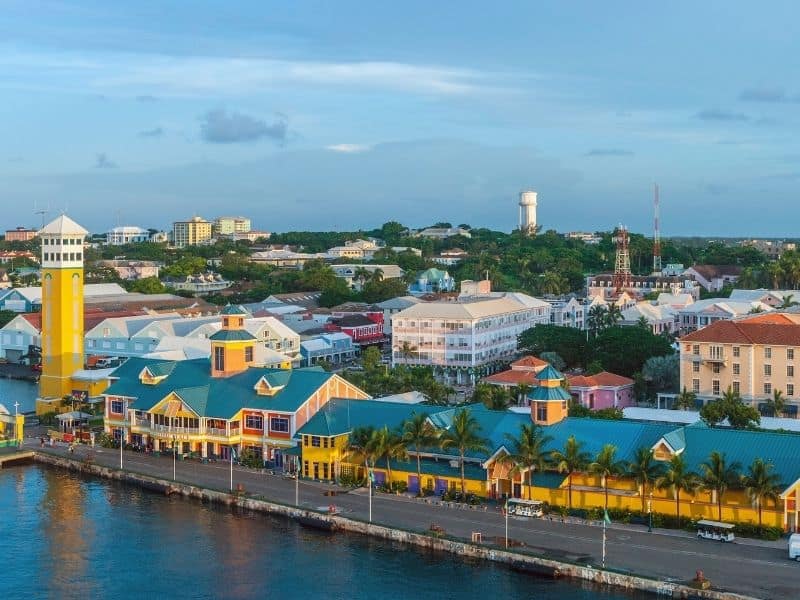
xmin=213 ymin=216 xmax=251 ymax=236
xmin=5 ymin=227 xmax=38 ymax=242
xmin=679 ymin=313 xmax=800 ymax=416
xmin=172 ymin=216 xmax=213 ymax=248
xmin=391 ymin=281 xmax=550 ymax=384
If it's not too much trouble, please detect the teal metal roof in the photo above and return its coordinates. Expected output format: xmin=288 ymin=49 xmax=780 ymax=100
xmin=536 ymin=365 xmax=564 ymax=381
xmin=533 ymin=472 xmax=568 ymax=489
xmin=297 ymin=399 xmax=439 ymax=437
xmin=209 ymin=329 xmax=257 ymax=342
xmin=221 ymin=304 xmax=249 ymax=315
xmin=105 ymin=357 xmax=336 ymax=419
xmin=662 ymin=428 xmax=686 ymax=453
xmin=145 ymin=362 xmax=177 ymax=378
xmin=528 ymin=385 xmax=571 ymax=402
xmin=376 ymin=456 xmax=487 ymax=480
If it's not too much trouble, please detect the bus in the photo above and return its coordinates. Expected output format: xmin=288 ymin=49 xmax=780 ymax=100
xmin=506 ymin=498 xmax=544 ymax=518
xmin=696 ymin=519 xmax=735 ymax=542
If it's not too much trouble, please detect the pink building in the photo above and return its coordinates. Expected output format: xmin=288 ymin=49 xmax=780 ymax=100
xmin=566 ymin=371 xmax=635 ymax=410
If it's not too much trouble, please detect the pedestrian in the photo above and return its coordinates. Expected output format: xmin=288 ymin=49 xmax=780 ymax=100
xmin=40 ymin=437 xmax=45 ymax=448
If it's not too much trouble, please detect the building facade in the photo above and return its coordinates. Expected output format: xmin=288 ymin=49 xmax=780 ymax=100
xmin=173 ymin=216 xmax=213 ymax=248
xmin=5 ymin=227 xmax=37 ymax=242
xmin=679 ymin=313 xmax=800 ymax=415
xmin=213 ymin=216 xmax=251 ymax=236
xmin=106 ymin=226 xmax=150 ymax=245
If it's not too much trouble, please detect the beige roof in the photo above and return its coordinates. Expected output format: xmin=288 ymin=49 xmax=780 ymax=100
xmin=39 ymin=214 xmax=89 ymax=236
xmin=394 ymin=293 xmax=548 ymax=320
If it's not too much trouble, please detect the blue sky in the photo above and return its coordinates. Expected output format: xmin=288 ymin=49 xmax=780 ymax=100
xmin=1 ymin=1 xmax=799 ymax=235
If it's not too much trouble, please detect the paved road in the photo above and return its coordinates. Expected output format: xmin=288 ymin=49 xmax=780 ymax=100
xmin=24 ymin=440 xmax=800 ymax=600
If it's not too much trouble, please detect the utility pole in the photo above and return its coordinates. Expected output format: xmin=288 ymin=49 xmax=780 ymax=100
xmin=652 ymin=184 xmax=662 ymax=275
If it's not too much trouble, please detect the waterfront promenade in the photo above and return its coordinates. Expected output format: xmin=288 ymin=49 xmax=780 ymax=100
xmin=23 ymin=440 xmax=800 ymax=600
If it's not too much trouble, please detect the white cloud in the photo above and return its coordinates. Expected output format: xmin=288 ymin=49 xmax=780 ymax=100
xmin=326 ymin=144 xmax=371 ymax=153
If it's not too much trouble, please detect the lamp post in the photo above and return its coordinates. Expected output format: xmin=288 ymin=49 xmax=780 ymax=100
xmin=119 ymin=426 xmax=124 ymax=469
xmin=648 ymin=492 xmax=653 ymax=533
xmin=14 ymin=401 xmax=19 ymax=447
xmin=172 ymin=434 xmax=177 ymax=481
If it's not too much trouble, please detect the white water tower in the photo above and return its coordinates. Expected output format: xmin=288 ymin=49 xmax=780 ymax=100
xmin=518 ymin=190 xmax=537 ymax=235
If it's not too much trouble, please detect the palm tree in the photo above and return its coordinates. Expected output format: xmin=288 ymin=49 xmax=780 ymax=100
xmin=768 ymin=389 xmax=786 ymax=418
xmin=636 ymin=315 xmax=650 ymax=330
xmin=743 ymin=458 xmax=782 ymax=527
xmin=399 ymin=341 xmax=417 ymax=361
xmin=551 ymin=436 xmax=590 ymax=509
xmin=370 ymin=267 xmax=384 ymax=283
xmin=605 ymin=304 xmax=623 ymax=327
xmin=345 ymin=426 xmax=375 ymax=483
xmin=656 ymin=454 xmax=699 ymax=525
xmin=382 ymin=427 xmax=408 ymax=487
xmin=699 ymin=451 xmax=742 ymax=521
xmin=511 ymin=383 xmax=532 ymax=406
xmin=353 ymin=266 xmax=371 ymax=289
xmin=780 ymin=294 xmax=799 ymax=309
xmin=674 ymin=387 xmax=697 ymax=411
xmin=401 ymin=414 xmax=440 ymax=496
xmin=628 ymin=447 xmax=665 ymax=512
xmin=440 ymin=408 xmax=489 ymax=495
xmin=502 ymin=423 xmax=553 ymax=500
xmin=590 ymin=444 xmax=625 ymax=510
xmin=587 ymin=305 xmax=608 ymax=335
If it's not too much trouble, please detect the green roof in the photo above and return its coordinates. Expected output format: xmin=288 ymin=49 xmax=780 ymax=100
xmin=662 ymin=428 xmax=686 ymax=453
xmin=534 ymin=472 xmax=568 ymax=489
xmin=105 ymin=357 xmax=337 ymax=419
xmin=221 ymin=304 xmax=249 ymax=315
xmin=298 ymin=399 xmax=437 ymax=437
xmin=377 ymin=456 xmax=486 ymax=480
xmin=209 ymin=329 xmax=257 ymax=342
xmin=536 ymin=365 xmax=564 ymax=381
xmin=528 ymin=385 xmax=571 ymax=402
xmin=145 ymin=362 xmax=177 ymax=378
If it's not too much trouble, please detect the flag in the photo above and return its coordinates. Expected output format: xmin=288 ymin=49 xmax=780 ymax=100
xmin=603 ymin=509 xmax=611 ymax=525
xmin=231 ymin=447 xmax=237 ymax=461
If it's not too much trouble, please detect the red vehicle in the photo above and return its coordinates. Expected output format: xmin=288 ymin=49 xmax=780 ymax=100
xmin=31 ymin=363 xmax=42 ymax=372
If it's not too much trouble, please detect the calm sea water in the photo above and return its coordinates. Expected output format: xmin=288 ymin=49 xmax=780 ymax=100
xmin=0 ymin=377 xmax=37 ymax=414
xmin=0 ymin=465 xmax=654 ymax=600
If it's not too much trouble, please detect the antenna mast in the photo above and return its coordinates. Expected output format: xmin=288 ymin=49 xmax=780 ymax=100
xmin=612 ymin=225 xmax=632 ymax=293
xmin=33 ymin=201 xmax=49 ymax=229
xmin=652 ymin=184 xmax=662 ymax=274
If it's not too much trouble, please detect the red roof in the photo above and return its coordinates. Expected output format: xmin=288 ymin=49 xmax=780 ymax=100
xmin=567 ymin=371 xmax=634 ymax=389
xmin=681 ymin=318 xmax=800 ymax=346
xmin=510 ymin=356 xmax=549 ymax=371
xmin=482 ymin=370 xmax=539 ymax=386
xmin=20 ymin=310 xmax=146 ymax=333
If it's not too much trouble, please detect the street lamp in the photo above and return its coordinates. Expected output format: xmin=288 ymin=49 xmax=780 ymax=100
xmin=120 ymin=426 xmax=124 ymax=469
xmin=172 ymin=434 xmax=177 ymax=481
xmin=648 ymin=492 xmax=653 ymax=533
xmin=14 ymin=401 xmax=19 ymax=447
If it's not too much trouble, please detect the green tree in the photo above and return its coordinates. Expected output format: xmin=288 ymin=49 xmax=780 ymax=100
xmin=700 ymin=387 xmax=760 ymax=429
xmin=502 ymin=423 xmax=553 ymax=500
xmin=127 ymin=276 xmax=168 ymax=294
xmin=517 ymin=325 xmax=589 ymax=369
xmin=674 ymin=387 xmax=697 ymax=411
xmin=743 ymin=458 xmax=782 ymax=527
xmin=590 ymin=444 xmax=625 ymax=510
xmin=656 ymin=454 xmax=699 ymax=525
xmin=550 ymin=435 xmax=590 ymax=508
xmin=344 ymin=426 xmax=375 ymax=482
xmin=539 ymin=351 xmax=566 ymax=372
xmin=587 ymin=305 xmax=608 ymax=336
xmin=590 ymin=326 xmax=673 ymax=377
xmin=0 ymin=310 xmax=17 ymax=328
xmin=361 ymin=346 xmax=382 ymax=372
xmin=641 ymin=354 xmax=680 ymax=397
xmin=628 ymin=447 xmax=665 ymax=512
xmin=699 ymin=451 xmax=742 ymax=521
xmin=401 ymin=413 xmax=440 ymax=495
xmin=440 ymin=408 xmax=489 ymax=495
xmin=766 ymin=389 xmax=786 ymax=418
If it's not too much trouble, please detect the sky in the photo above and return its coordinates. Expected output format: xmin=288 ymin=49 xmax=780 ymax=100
xmin=1 ymin=1 xmax=799 ymax=236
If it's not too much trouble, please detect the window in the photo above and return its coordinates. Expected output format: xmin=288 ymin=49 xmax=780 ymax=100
xmin=692 ymin=379 xmax=700 ymax=394
xmin=245 ymin=346 xmax=253 ymax=363
xmin=214 ymin=346 xmax=225 ymax=371
xmin=692 ymin=362 xmax=700 ymax=373
xmin=764 ymin=383 xmax=772 ymax=395
xmin=712 ymin=363 xmax=721 ymax=374
xmin=709 ymin=346 xmax=723 ymax=360
xmin=330 ymin=437 xmax=335 ymax=448
xmin=733 ymin=346 xmax=740 ymax=358
xmin=790 ymin=365 xmax=795 ymax=378
xmin=303 ymin=435 xmax=309 ymax=447
xmin=712 ymin=380 xmax=720 ymax=395
xmin=764 ymin=364 xmax=772 ymax=376
xmin=303 ymin=461 xmax=309 ymax=478
xmin=732 ymin=381 xmax=740 ymax=394
xmin=270 ymin=417 xmax=289 ymax=433
xmin=789 ymin=348 xmax=795 ymax=361
xmin=692 ymin=345 xmax=700 ymax=356
xmin=789 ymin=384 xmax=795 ymax=397
xmin=536 ymin=403 xmax=547 ymax=421
xmin=733 ymin=363 xmax=740 ymax=375
xmin=110 ymin=400 xmax=124 ymax=414
xmin=323 ymin=437 xmax=328 ymax=448
xmin=245 ymin=415 xmax=263 ymax=430
xmin=311 ymin=436 xmax=321 ymax=447
xmin=765 ymin=347 xmax=772 ymax=359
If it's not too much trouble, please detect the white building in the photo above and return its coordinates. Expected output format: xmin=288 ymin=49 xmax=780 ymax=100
xmin=683 ymin=265 xmax=742 ymax=292
xmin=326 ymin=239 xmax=381 ymax=260
xmin=376 ymin=295 xmax=423 ymax=335
xmin=728 ymin=289 xmax=800 ymax=308
xmin=331 ymin=264 xmax=404 ymax=291
xmin=518 ymin=190 xmax=537 ymax=235
xmin=106 ymin=226 xmax=150 ymax=245
xmin=391 ymin=281 xmax=551 ymax=384
xmin=213 ymin=216 xmax=251 ymax=235
xmin=548 ymin=297 xmax=586 ymax=329
xmin=413 ymin=227 xmax=471 ymax=240
xmin=620 ymin=302 xmax=679 ymax=335
xmin=677 ymin=298 xmax=772 ymax=334
xmin=432 ymin=248 xmax=468 ymax=266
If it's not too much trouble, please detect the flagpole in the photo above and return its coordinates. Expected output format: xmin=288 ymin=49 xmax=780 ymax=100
xmin=505 ymin=502 xmax=509 ymax=549
xmin=230 ymin=446 xmax=234 ymax=493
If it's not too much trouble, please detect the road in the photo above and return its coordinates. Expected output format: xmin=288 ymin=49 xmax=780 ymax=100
xmin=24 ymin=440 xmax=800 ymax=600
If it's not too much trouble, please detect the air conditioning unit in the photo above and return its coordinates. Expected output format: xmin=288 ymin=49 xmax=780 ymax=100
xmin=449 ymin=460 xmax=459 ymax=468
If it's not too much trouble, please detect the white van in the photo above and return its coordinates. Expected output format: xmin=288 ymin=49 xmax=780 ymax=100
xmin=789 ymin=533 xmax=800 ymax=561
xmin=506 ymin=498 xmax=544 ymax=518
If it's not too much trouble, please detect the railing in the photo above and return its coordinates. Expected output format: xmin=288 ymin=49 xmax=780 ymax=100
xmin=207 ymin=428 xmax=228 ymax=437
xmin=150 ymin=424 xmax=200 ymax=435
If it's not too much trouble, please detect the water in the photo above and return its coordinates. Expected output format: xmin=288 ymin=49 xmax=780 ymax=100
xmin=0 ymin=465 xmax=653 ymax=600
xmin=0 ymin=377 xmax=38 ymax=413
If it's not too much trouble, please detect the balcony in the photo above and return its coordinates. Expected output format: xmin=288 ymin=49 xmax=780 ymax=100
xmin=150 ymin=424 xmax=200 ymax=435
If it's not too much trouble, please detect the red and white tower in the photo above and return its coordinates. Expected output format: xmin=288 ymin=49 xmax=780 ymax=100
xmin=612 ymin=225 xmax=632 ymax=293
xmin=652 ymin=184 xmax=662 ymax=274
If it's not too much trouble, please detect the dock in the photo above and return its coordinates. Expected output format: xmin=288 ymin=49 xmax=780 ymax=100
xmin=0 ymin=449 xmax=35 ymax=467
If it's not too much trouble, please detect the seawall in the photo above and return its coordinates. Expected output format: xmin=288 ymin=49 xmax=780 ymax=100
xmin=33 ymin=452 xmax=756 ymax=600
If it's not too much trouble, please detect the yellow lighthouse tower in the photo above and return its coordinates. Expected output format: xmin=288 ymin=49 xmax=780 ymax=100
xmin=38 ymin=214 xmax=89 ymax=401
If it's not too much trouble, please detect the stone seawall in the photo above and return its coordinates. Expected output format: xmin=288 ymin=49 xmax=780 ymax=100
xmin=34 ymin=453 xmax=756 ymax=600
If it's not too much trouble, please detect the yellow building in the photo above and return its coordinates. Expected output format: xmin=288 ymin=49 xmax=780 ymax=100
xmin=103 ymin=306 xmax=369 ymax=462
xmin=172 ymin=216 xmax=213 ymax=248
xmin=680 ymin=313 xmax=800 ymax=413
xmin=37 ymin=215 xmax=90 ymax=412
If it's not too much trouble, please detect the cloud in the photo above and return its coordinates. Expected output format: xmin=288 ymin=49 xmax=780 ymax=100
xmin=584 ymin=148 xmax=634 ymax=157
xmin=695 ymin=108 xmax=749 ymax=121
xmin=326 ymin=144 xmax=371 ymax=153
xmin=138 ymin=126 xmax=164 ymax=138
xmin=94 ymin=153 xmax=117 ymax=169
xmin=136 ymin=94 xmax=158 ymax=102
xmin=739 ymin=88 xmax=787 ymax=103
xmin=200 ymin=109 xmax=288 ymax=144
